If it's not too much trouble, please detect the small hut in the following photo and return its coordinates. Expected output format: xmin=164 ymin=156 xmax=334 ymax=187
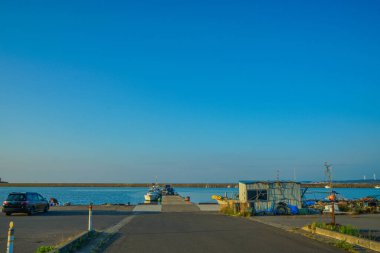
xmin=239 ymin=181 xmax=301 ymax=214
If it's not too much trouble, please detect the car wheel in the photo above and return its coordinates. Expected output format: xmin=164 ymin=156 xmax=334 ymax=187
xmin=43 ymin=206 xmax=49 ymax=213
xmin=5 ymin=212 xmax=11 ymax=216
xmin=28 ymin=207 xmax=35 ymax=216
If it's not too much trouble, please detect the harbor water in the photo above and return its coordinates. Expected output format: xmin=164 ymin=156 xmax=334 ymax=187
xmin=0 ymin=187 xmax=378 ymax=205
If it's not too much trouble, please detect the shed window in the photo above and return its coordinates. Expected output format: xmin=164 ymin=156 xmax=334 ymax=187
xmin=247 ymin=189 xmax=268 ymax=201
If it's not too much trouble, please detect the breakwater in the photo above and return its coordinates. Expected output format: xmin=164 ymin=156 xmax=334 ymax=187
xmin=0 ymin=183 xmax=378 ymax=188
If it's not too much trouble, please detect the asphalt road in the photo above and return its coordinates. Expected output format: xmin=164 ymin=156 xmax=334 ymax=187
xmin=104 ymin=212 xmax=346 ymax=253
xmin=0 ymin=206 xmax=133 ymax=253
xmin=254 ymin=214 xmax=380 ymax=241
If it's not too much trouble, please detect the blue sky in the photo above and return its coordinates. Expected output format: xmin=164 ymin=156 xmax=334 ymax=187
xmin=0 ymin=0 xmax=379 ymax=183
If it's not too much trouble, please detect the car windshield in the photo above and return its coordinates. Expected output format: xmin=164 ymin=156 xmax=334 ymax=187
xmin=7 ymin=194 xmax=27 ymax=201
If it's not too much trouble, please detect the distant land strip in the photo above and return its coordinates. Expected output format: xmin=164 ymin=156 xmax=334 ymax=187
xmin=0 ymin=182 xmax=378 ymax=188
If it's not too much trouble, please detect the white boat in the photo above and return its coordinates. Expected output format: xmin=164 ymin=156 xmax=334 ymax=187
xmin=375 ymin=185 xmax=380 ymax=189
xmin=323 ymin=204 xmax=343 ymax=214
xmin=325 ymin=185 xmax=331 ymax=189
xmin=144 ymin=191 xmax=160 ymax=201
xmin=144 ymin=185 xmax=162 ymax=201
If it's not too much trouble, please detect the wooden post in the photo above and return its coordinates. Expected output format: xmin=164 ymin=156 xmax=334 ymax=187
xmin=7 ymin=221 xmax=14 ymax=253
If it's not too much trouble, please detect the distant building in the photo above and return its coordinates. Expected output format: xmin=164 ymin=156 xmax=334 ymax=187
xmin=239 ymin=181 xmax=301 ymax=214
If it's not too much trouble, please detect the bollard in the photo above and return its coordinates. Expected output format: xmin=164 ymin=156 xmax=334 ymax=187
xmin=7 ymin=221 xmax=14 ymax=253
xmin=88 ymin=203 xmax=93 ymax=231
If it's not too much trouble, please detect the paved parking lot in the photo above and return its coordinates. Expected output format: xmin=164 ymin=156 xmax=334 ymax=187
xmin=104 ymin=212 xmax=346 ymax=253
xmin=253 ymin=213 xmax=380 ymax=241
xmin=0 ymin=206 xmax=134 ymax=253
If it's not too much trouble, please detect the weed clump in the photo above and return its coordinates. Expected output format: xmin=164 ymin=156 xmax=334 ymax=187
xmin=311 ymin=222 xmax=360 ymax=237
xmin=333 ymin=240 xmax=355 ymax=252
xmin=220 ymin=202 xmax=252 ymax=217
xmin=35 ymin=246 xmax=55 ymax=253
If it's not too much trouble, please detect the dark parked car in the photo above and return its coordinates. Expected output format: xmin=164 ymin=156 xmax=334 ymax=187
xmin=2 ymin=192 xmax=49 ymax=216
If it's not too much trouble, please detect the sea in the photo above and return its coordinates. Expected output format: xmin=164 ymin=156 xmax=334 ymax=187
xmin=0 ymin=187 xmax=378 ymax=205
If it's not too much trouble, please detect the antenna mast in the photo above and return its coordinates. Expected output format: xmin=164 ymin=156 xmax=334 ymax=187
xmin=324 ymin=162 xmax=332 ymax=189
xmin=324 ymin=162 xmax=335 ymax=225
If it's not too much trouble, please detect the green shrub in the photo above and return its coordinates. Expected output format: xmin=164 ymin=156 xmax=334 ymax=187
xmin=338 ymin=224 xmax=360 ymax=237
xmin=312 ymin=222 xmax=360 ymax=237
xmin=220 ymin=203 xmax=251 ymax=217
xmin=36 ymin=246 xmax=55 ymax=253
xmin=334 ymin=240 xmax=354 ymax=251
xmin=220 ymin=205 xmax=236 ymax=215
xmin=337 ymin=203 xmax=349 ymax=212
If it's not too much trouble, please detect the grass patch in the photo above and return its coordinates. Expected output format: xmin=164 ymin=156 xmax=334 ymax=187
xmin=333 ymin=240 xmax=356 ymax=252
xmin=220 ymin=203 xmax=251 ymax=217
xmin=311 ymin=222 xmax=360 ymax=237
xmin=35 ymin=246 xmax=55 ymax=253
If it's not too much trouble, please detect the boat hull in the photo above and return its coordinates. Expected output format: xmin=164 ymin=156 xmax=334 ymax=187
xmin=144 ymin=193 xmax=160 ymax=201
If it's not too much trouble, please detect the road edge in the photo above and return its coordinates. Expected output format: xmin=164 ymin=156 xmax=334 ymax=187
xmin=248 ymin=217 xmax=375 ymax=253
xmin=75 ymin=214 xmax=136 ymax=253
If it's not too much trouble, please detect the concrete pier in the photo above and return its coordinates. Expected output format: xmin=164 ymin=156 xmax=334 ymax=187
xmin=162 ymin=196 xmax=200 ymax=212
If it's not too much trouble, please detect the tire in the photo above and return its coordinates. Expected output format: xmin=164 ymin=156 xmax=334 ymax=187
xmin=275 ymin=206 xmax=288 ymax=215
xmin=5 ymin=212 xmax=11 ymax=216
xmin=28 ymin=207 xmax=35 ymax=216
xmin=43 ymin=206 xmax=49 ymax=213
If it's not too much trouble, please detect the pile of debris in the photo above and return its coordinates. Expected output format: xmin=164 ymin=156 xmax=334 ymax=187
xmin=302 ymin=196 xmax=379 ymax=214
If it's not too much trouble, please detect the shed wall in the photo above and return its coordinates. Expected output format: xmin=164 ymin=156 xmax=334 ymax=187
xmin=239 ymin=182 xmax=301 ymax=210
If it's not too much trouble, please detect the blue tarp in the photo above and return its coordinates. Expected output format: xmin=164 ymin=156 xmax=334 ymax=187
xmin=288 ymin=205 xmax=299 ymax=215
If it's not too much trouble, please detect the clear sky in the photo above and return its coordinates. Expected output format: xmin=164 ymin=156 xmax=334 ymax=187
xmin=0 ymin=0 xmax=379 ymax=183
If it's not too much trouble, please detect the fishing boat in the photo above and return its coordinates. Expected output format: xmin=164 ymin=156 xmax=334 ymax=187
xmin=212 ymin=195 xmax=226 ymax=205
xmin=375 ymin=185 xmax=380 ymax=189
xmin=211 ymin=195 xmax=239 ymax=206
xmin=162 ymin=184 xmax=175 ymax=195
xmin=144 ymin=191 xmax=160 ymax=201
xmin=324 ymin=185 xmax=331 ymax=189
xmin=144 ymin=185 xmax=162 ymax=201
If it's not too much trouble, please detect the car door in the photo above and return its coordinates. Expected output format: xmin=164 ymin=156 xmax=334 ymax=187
xmin=32 ymin=193 xmax=41 ymax=211
xmin=26 ymin=193 xmax=35 ymax=211
xmin=37 ymin=194 xmax=47 ymax=210
xmin=36 ymin=193 xmax=45 ymax=211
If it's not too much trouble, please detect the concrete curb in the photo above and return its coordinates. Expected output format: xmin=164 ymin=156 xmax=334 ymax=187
xmin=302 ymin=226 xmax=380 ymax=252
xmin=49 ymin=230 xmax=97 ymax=253
xmin=197 ymin=204 xmax=220 ymax=212
xmin=75 ymin=215 xmax=136 ymax=253
xmin=133 ymin=204 xmax=162 ymax=212
xmin=248 ymin=217 xmax=295 ymax=231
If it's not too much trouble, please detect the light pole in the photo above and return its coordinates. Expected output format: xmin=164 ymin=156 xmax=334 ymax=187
xmin=325 ymin=162 xmax=335 ymax=225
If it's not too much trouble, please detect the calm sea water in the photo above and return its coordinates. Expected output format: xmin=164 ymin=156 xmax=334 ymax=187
xmin=0 ymin=187 xmax=378 ymax=205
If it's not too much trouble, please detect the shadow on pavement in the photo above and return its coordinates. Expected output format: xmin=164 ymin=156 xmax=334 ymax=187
xmin=132 ymin=211 xmax=161 ymax=215
xmin=45 ymin=210 xmax=135 ymax=216
xmin=359 ymin=229 xmax=380 ymax=242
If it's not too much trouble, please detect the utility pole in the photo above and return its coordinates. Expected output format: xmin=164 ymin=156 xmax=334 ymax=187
xmin=293 ymin=168 xmax=297 ymax=181
xmin=324 ymin=162 xmax=335 ymax=225
xmin=276 ymin=169 xmax=280 ymax=181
